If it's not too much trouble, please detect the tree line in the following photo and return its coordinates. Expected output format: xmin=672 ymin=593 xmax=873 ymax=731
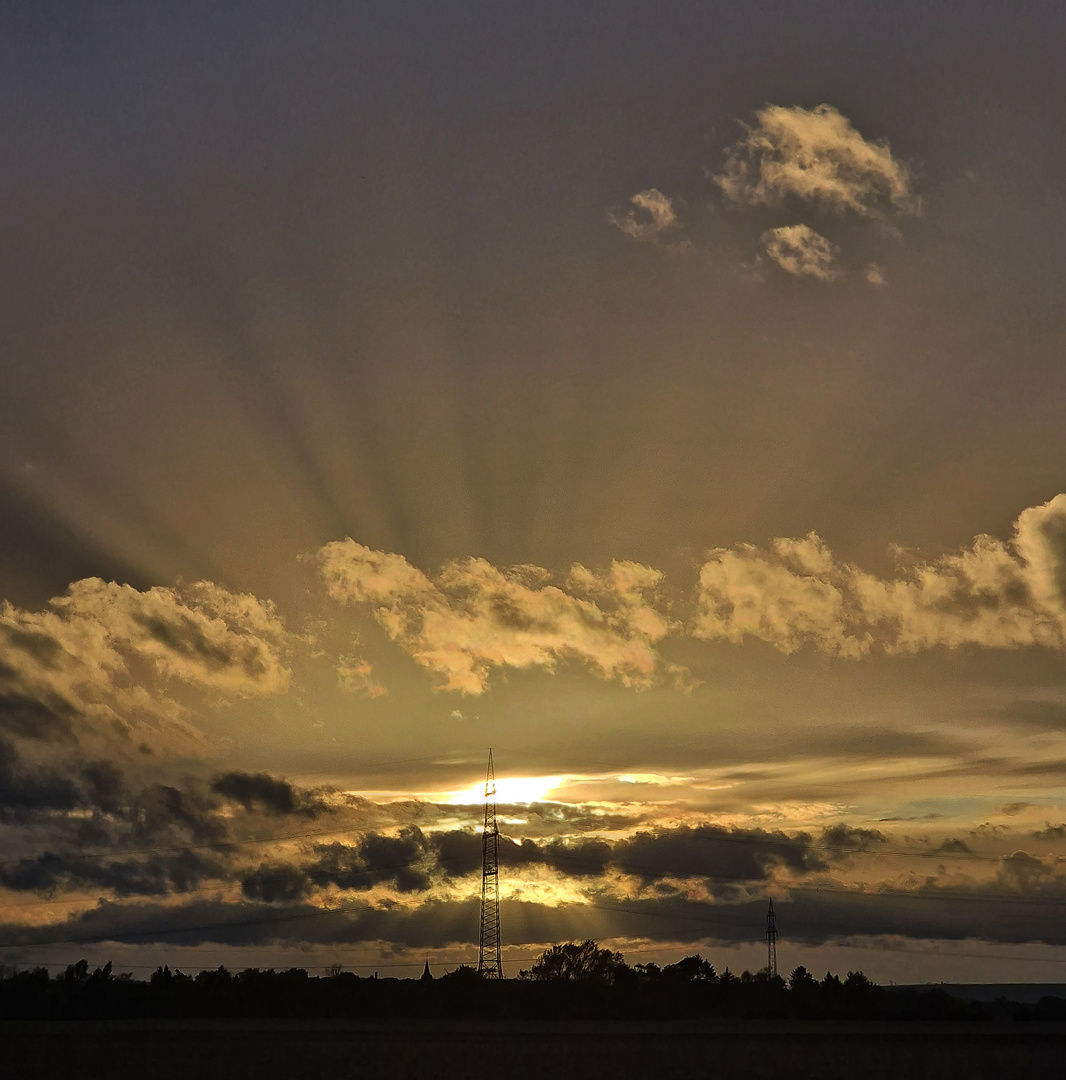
xmin=1 ymin=942 xmax=1064 ymax=1022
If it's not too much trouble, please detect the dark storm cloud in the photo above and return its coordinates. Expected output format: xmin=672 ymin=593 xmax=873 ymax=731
xmin=81 ymin=760 xmax=126 ymax=815
xmin=613 ymin=825 xmax=824 ymax=883
xmin=241 ymin=862 xmax=313 ymax=903
xmin=0 ymin=818 xmax=846 ymax=916
xmin=430 ymin=829 xmax=482 ymax=878
xmin=433 ymin=832 xmax=615 ymax=879
xmin=0 ymin=738 xmax=130 ymax=821
xmin=0 ymin=690 xmax=76 ymax=742
xmin=427 ymin=826 xmax=808 ymax=884
xmin=308 ymin=827 xmax=433 ymax=893
xmin=778 ymin=885 xmax=1066 ymax=949
xmin=822 ymin=825 xmax=889 ymax=856
xmin=211 ymin=771 xmax=328 ymax=819
xmin=7 ymin=808 xmax=1066 ymax=950
xmin=0 ymin=738 xmax=80 ymax=816
xmin=0 ymin=848 xmax=226 ymax=898
xmin=0 ymin=896 xmax=484 ymax=951
xmin=0 ymin=737 xmax=233 ymax=842
xmin=1032 ymin=824 xmax=1066 ymax=841
xmin=14 ymin=858 xmax=1066 ymax=952
xmin=536 ymin=838 xmax=615 ymax=878
xmin=130 ymin=782 xmax=227 ymax=846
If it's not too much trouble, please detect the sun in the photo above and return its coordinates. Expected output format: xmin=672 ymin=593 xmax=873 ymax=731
xmin=441 ymin=774 xmax=567 ymax=805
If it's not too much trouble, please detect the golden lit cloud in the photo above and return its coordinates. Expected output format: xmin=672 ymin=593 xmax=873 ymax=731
xmin=716 ymin=103 xmax=919 ymax=217
xmin=315 ymin=542 xmax=682 ymax=693
xmin=761 ymin=224 xmax=841 ymax=280
xmin=606 ymin=188 xmax=679 ymax=242
xmin=693 ymin=495 xmax=1066 ymax=656
xmin=0 ymin=579 xmax=292 ymax=756
xmin=337 ymin=656 xmax=388 ymax=698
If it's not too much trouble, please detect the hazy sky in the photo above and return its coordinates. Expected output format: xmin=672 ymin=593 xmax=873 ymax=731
xmin=3 ymin=1 xmax=1066 ymax=982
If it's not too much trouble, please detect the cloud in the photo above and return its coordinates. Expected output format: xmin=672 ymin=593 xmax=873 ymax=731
xmin=11 ymin=877 xmax=1066 ymax=953
xmin=0 ymin=737 xmax=82 ymax=817
xmin=0 ymin=578 xmax=292 ymax=759
xmin=694 ymin=495 xmax=1066 ymax=657
xmin=0 ymin=848 xmax=225 ymax=898
xmin=715 ymin=104 xmax=919 ymax=217
xmin=694 ymin=533 xmax=863 ymax=657
xmin=308 ymin=828 xmax=433 ymax=894
xmin=337 ymin=656 xmax=387 ymax=698
xmin=241 ymin=862 xmax=313 ymax=903
xmin=607 ymin=188 xmax=679 ymax=242
xmin=0 ymin=691 xmax=76 ymax=742
xmin=12 ymin=799 xmax=1066 ymax=953
xmin=211 ymin=770 xmax=329 ymax=819
xmin=315 ymin=543 xmax=680 ymax=694
xmin=612 ymin=824 xmax=823 ymax=883
xmin=864 ymin=262 xmax=887 ymax=286
xmin=822 ymin=824 xmax=889 ymax=855
xmin=761 ymin=224 xmax=841 ymax=280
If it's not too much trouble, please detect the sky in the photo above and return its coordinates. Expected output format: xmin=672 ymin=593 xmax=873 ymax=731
xmin=3 ymin=0 xmax=1066 ymax=983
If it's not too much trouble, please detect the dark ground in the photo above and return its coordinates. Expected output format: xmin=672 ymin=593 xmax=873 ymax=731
xmin=5 ymin=1020 xmax=1066 ymax=1080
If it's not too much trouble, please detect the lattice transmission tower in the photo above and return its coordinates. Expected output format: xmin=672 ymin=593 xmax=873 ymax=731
xmin=766 ymin=896 xmax=778 ymax=979
xmin=478 ymin=748 xmax=502 ymax=978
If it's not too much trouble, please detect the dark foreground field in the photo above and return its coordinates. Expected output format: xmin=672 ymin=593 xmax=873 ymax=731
xmin=5 ymin=1020 xmax=1066 ymax=1080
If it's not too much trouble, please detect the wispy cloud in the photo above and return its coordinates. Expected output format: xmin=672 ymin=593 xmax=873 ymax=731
xmin=864 ymin=262 xmax=887 ymax=286
xmin=715 ymin=104 xmax=919 ymax=217
xmin=761 ymin=224 xmax=841 ymax=280
xmin=607 ymin=188 xmax=682 ymax=244
xmin=337 ymin=656 xmax=387 ymax=698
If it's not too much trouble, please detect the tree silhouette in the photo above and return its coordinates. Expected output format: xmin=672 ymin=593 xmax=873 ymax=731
xmin=440 ymin=964 xmax=483 ymax=984
xmin=519 ymin=940 xmax=629 ymax=984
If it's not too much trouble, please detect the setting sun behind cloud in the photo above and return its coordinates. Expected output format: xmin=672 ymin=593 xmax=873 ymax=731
xmin=441 ymin=774 xmax=570 ymax=805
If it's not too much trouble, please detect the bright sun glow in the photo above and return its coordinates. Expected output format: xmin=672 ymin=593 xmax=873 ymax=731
xmin=440 ymin=774 xmax=568 ymax=805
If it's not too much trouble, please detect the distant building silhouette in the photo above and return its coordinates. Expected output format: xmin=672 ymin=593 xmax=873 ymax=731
xmin=421 ymin=960 xmax=433 ymax=981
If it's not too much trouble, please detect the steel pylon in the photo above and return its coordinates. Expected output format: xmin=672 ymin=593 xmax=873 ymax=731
xmin=766 ymin=896 xmax=778 ymax=979
xmin=478 ymin=749 xmax=502 ymax=978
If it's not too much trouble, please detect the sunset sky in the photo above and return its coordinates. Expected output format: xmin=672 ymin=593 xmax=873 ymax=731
xmin=3 ymin=1 xmax=1066 ymax=983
